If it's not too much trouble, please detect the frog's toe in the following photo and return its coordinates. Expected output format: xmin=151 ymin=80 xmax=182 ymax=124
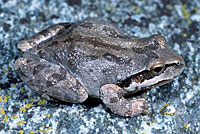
xmin=14 ymin=58 xmax=26 ymax=70
xmin=129 ymin=98 xmax=149 ymax=116
xmin=14 ymin=58 xmax=32 ymax=79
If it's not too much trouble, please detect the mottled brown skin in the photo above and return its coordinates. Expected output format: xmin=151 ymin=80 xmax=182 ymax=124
xmin=14 ymin=18 xmax=184 ymax=117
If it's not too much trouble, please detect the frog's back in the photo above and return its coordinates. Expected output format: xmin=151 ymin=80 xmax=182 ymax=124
xmin=27 ymin=18 xmax=146 ymax=97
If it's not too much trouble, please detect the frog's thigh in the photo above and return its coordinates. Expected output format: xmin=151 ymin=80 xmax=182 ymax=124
xmin=18 ymin=23 xmax=72 ymax=52
xmin=14 ymin=58 xmax=88 ymax=103
xmin=100 ymin=84 xmax=149 ymax=117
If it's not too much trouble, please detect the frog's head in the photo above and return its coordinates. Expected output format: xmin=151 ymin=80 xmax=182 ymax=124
xmin=118 ymin=34 xmax=184 ymax=92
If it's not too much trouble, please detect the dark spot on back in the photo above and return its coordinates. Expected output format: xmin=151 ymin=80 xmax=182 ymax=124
xmin=27 ymin=80 xmax=34 ymax=87
xmin=146 ymin=51 xmax=159 ymax=59
xmin=46 ymin=74 xmax=64 ymax=87
xmin=52 ymin=74 xmax=65 ymax=82
xmin=17 ymin=69 xmax=28 ymax=78
xmin=103 ymin=53 xmax=122 ymax=64
xmin=38 ymin=50 xmax=45 ymax=58
xmin=47 ymin=41 xmax=58 ymax=47
xmin=46 ymin=81 xmax=53 ymax=88
xmin=86 ymin=55 xmax=98 ymax=61
xmin=102 ymin=26 xmax=118 ymax=37
xmin=33 ymin=64 xmax=45 ymax=75
xmin=46 ymin=74 xmax=65 ymax=88
xmin=26 ymin=60 xmax=32 ymax=63
xmin=147 ymin=41 xmax=159 ymax=50
xmin=132 ymin=40 xmax=159 ymax=59
xmin=132 ymin=47 xmax=144 ymax=54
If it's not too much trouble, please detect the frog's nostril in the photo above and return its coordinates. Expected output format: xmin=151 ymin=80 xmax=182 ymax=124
xmin=176 ymin=61 xmax=180 ymax=65
xmin=174 ymin=60 xmax=184 ymax=67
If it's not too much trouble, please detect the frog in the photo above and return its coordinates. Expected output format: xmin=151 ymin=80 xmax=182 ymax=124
xmin=14 ymin=18 xmax=184 ymax=117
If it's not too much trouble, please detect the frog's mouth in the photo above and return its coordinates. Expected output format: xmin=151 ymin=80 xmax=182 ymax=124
xmin=117 ymin=62 xmax=183 ymax=91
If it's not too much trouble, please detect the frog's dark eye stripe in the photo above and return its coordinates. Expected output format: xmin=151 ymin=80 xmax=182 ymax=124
xmin=117 ymin=70 xmax=155 ymax=88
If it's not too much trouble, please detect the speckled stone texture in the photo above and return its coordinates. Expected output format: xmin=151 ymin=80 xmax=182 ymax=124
xmin=0 ymin=0 xmax=199 ymax=134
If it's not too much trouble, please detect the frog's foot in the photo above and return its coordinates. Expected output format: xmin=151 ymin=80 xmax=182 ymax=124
xmin=100 ymin=84 xmax=149 ymax=117
xmin=14 ymin=58 xmax=88 ymax=103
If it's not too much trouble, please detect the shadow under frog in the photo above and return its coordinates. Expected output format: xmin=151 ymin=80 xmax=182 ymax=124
xmin=14 ymin=18 xmax=184 ymax=117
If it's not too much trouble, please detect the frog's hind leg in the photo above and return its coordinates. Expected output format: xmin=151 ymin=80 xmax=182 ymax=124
xmin=18 ymin=22 xmax=74 ymax=52
xmin=14 ymin=58 xmax=88 ymax=103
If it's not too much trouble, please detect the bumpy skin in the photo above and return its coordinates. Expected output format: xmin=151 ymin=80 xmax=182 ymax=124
xmin=14 ymin=18 xmax=184 ymax=117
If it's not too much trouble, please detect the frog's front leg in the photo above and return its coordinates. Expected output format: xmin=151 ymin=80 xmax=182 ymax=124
xmin=100 ymin=84 xmax=149 ymax=117
xmin=14 ymin=58 xmax=88 ymax=103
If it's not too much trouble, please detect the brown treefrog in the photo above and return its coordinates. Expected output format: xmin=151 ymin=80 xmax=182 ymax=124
xmin=14 ymin=18 xmax=184 ymax=117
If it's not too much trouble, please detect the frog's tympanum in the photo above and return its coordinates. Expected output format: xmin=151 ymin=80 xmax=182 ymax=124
xmin=14 ymin=18 xmax=184 ymax=117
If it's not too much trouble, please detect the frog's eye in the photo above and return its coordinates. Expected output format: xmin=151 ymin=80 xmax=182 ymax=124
xmin=151 ymin=63 xmax=165 ymax=75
